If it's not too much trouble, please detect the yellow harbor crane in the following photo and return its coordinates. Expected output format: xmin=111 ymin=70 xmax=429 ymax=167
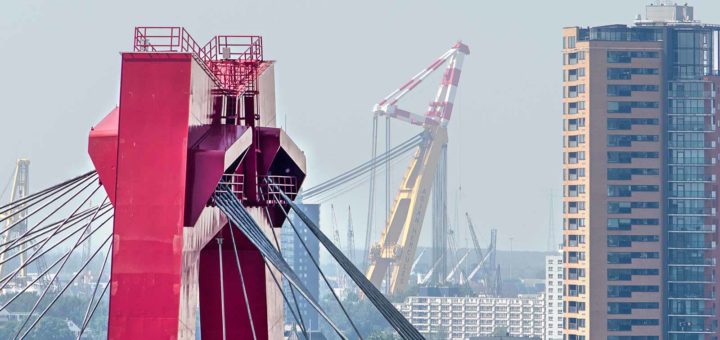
xmin=365 ymin=42 xmax=469 ymax=295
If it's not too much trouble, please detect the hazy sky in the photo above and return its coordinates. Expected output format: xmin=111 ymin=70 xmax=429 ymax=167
xmin=3 ymin=0 xmax=720 ymax=252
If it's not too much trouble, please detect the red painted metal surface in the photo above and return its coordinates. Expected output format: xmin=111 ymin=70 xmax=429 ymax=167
xmin=89 ymin=27 xmax=307 ymax=339
xmin=199 ymin=225 xmax=268 ymax=339
xmin=106 ymin=53 xmax=194 ymax=339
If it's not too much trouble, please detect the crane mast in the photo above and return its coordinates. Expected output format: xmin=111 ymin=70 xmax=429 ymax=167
xmin=365 ymin=42 xmax=469 ymax=295
xmin=0 ymin=159 xmax=30 ymax=278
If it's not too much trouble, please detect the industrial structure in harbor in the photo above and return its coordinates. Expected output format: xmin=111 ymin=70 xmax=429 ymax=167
xmin=563 ymin=2 xmax=720 ymax=338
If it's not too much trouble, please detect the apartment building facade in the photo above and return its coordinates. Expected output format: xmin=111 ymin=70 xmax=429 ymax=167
xmin=396 ymin=295 xmax=545 ymax=339
xmin=546 ymin=255 xmax=564 ymax=340
xmin=561 ymin=2 xmax=720 ymax=339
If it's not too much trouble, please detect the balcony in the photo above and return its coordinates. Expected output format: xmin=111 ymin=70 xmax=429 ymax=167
xmin=669 ymin=224 xmax=716 ymax=233
xmin=669 ymin=174 xmax=716 ymax=182
xmin=668 ymin=191 xmax=716 ymax=199
xmin=668 ymin=140 xmax=717 ymax=149
xmin=668 ymin=90 xmax=716 ymax=98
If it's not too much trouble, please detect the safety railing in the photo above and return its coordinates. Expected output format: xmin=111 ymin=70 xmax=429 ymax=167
xmin=132 ymin=27 xmax=264 ymax=95
xmin=217 ymin=174 xmax=245 ymax=199
xmin=133 ymin=27 xmax=207 ymax=60
xmin=261 ymin=175 xmax=298 ymax=204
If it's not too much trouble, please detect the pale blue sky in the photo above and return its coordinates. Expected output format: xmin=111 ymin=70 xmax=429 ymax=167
xmin=2 ymin=0 xmax=720 ymax=251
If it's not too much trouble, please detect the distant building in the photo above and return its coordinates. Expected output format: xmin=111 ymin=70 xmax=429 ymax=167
xmin=395 ymin=294 xmax=545 ymax=339
xmin=280 ymin=203 xmax=321 ymax=330
xmin=562 ymin=2 xmax=720 ymax=338
xmin=544 ymin=255 xmax=563 ymax=340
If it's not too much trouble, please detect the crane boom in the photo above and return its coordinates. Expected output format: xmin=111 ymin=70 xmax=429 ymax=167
xmin=465 ymin=213 xmax=484 ymax=263
xmin=365 ymin=41 xmax=469 ymax=295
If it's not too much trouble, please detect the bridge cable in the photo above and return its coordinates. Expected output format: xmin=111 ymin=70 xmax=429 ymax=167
xmin=0 ymin=207 xmax=112 ymax=273
xmin=0 ymin=179 xmax=100 ymax=292
xmin=257 ymin=191 xmax=310 ymax=338
xmin=0 ymin=211 xmax=112 ymax=290
xmin=363 ymin=116 xmax=379 ymax=271
xmin=0 ymin=203 xmax=112 ymax=254
xmin=0 ymin=170 xmax=96 ymax=217
xmin=302 ymin=132 xmax=424 ymax=201
xmin=78 ymin=238 xmax=113 ymax=339
xmin=1 ymin=197 xmax=108 ymax=316
xmin=213 ymin=188 xmax=347 ymax=339
xmin=18 ymin=234 xmax=113 ymax=339
xmin=77 ymin=275 xmax=110 ymax=340
xmin=0 ymin=172 xmax=97 ymax=231
xmin=216 ymin=238 xmax=228 ymax=340
xmin=273 ymin=186 xmax=425 ymax=340
xmin=263 ymin=261 xmax=307 ymax=340
xmin=227 ymin=221 xmax=258 ymax=340
xmin=267 ymin=187 xmax=364 ymax=339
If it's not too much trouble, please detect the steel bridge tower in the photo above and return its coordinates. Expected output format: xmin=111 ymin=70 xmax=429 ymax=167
xmin=87 ymin=27 xmax=306 ymax=339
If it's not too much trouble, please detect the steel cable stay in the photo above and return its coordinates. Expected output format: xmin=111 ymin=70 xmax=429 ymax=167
xmin=216 ymin=192 xmax=343 ymax=339
xmin=0 ymin=203 xmax=112 ymax=252
xmin=302 ymin=133 xmax=423 ymax=200
xmin=216 ymin=238 xmax=227 ymax=340
xmin=0 ymin=177 xmax=101 ymax=290
xmin=76 ymin=242 xmax=111 ymax=340
xmin=0 ymin=172 xmax=98 ymax=232
xmin=264 ymin=261 xmax=309 ymax=340
xmin=0 ymin=207 xmax=112 ymax=271
xmin=256 ymin=191 xmax=309 ymax=339
xmin=0 ymin=170 xmax=96 ymax=217
xmin=261 ymin=187 xmax=363 ymax=340
xmin=307 ymin=151 xmax=415 ymax=205
xmin=212 ymin=188 xmax=348 ymax=340
xmin=77 ymin=240 xmax=112 ymax=340
xmin=272 ymin=186 xmax=425 ymax=340
xmin=302 ymin=132 xmax=425 ymax=200
xmin=0 ymin=213 xmax=113 ymax=311
xmin=0 ymin=184 xmax=103 ymax=293
xmin=17 ymin=234 xmax=113 ymax=339
xmin=227 ymin=219 xmax=258 ymax=340
xmin=0 ymin=171 xmax=97 ymax=220
xmin=363 ymin=116 xmax=379 ymax=272
xmin=13 ymin=196 xmax=109 ymax=338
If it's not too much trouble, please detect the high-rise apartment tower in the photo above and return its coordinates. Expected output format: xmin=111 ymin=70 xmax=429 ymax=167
xmin=562 ymin=2 xmax=720 ymax=339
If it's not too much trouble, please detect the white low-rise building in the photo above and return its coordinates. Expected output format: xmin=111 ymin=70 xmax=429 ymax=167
xmin=395 ymin=294 xmax=545 ymax=339
xmin=544 ymin=254 xmax=564 ymax=340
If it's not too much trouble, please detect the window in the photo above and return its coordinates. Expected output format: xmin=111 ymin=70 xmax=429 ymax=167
xmin=607 ymin=85 xmax=658 ymax=97
xmin=607 ymin=285 xmax=659 ymax=298
xmin=608 ymin=252 xmax=659 ymax=264
xmin=608 ymin=201 xmax=659 ymax=214
xmin=669 ymin=99 xmax=706 ymax=114
xmin=607 ymin=118 xmax=658 ymax=130
xmin=607 ymin=68 xmax=659 ymax=80
xmin=566 ymin=168 xmax=585 ymax=181
xmin=608 ymin=269 xmax=659 ymax=281
xmin=607 ymin=235 xmax=659 ymax=247
xmin=607 ymin=51 xmax=660 ymax=63
xmin=608 ymin=101 xmax=659 ymax=113
xmin=607 ymin=185 xmax=658 ymax=197
xmin=608 ymin=302 xmax=659 ymax=314
xmin=607 ymin=319 xmax=659 ymax=331
xmin=607 ymin=168 xmax=659 ymax=180
xmin=566 ymin=118 xmax=585 ymax=131
xmin=607 ymin=152 xmax=659 ymax=164
xmin=608 ymin=135 xmax=658 ymax=147
xmin=607 ymin=337 xmax=659 ymax=340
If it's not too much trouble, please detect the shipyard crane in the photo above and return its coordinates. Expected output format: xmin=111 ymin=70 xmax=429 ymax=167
xmin=346 ymin=206 xmax=355 ymax=265
xmin=466 ymin=213 xmax=501 ymax=295
xmin=365 ymin=41 xmax=469 ymax=295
